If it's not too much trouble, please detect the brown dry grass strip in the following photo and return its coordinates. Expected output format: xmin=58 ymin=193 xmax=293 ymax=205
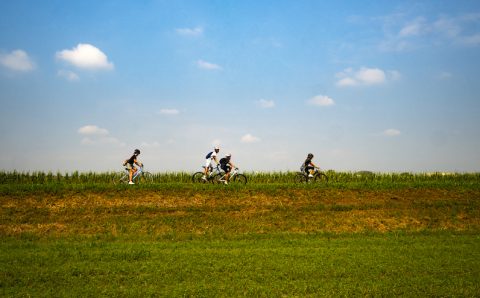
xmin=1 ymin=188 xmax=479 ymax=237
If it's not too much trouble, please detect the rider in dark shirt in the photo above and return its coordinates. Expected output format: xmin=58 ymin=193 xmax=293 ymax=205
xmin=302 ymin=153 xmax=318 ymax=178
xmin=123 ymin=149 xmax=142 ymax=184
xmin=219 ymin=154 xmax=235 ymax=184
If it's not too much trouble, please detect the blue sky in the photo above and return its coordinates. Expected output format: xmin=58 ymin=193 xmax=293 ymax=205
xmin=1 ymin=0 xmax=479 ymax=173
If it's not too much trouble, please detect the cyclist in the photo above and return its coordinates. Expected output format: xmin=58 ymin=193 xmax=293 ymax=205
xmin=219 ymin=153 xmax=235 ymax=184
xmin=301 ymin=153 xmax=318 ymax=178
xmin=123 ymin=149 xmax=142 ymax=185
xmin=203 ymin=146 xmax=220 ymax=180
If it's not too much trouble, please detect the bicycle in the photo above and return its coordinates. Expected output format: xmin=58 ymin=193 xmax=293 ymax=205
xmin=113 ymin=166 xmax=153 ymax=185
xmin=191 ymin=165 xmax=222 ymax=183
xmin=214 ymin=167 xmax=247 ymax=185
xmin=294 ymin=167 xmax=328 ymax=184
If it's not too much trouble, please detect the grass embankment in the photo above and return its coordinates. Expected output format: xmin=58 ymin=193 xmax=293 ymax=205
xmin=1 ymin=184 xmax=479 ymax=238
xmin=1 ymin=180 xmax=480 ymax=296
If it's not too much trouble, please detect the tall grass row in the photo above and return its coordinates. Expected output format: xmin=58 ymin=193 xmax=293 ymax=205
xmin=0 ymin=170 xmax=479 ymax=185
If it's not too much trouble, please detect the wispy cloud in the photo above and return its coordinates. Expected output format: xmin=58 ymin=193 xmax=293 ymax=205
xmin=241 ymin=133 xmax=261 ymax=143
xmin=176 ymin=26 xmax=204 ymax=37
xmin=256 ymin=99 xmax=275 ymax=108
xmin=78 ymin=125 xmax=124 ymax=146
xmin=140 ymin=141 xmax=162 ymax=147
xmin=197 ymin=60 xmax=222 ymax=70
xmin=0 ymin=49 xmax=35 ymax=72
xmin=78 ymin=125 xmax=109 ymax=136
xmin=57 ymin=70 xmax=80 ymax=81
xmin=383 ymin=129 xmax=401 ymax=137
xmin=56 ymin=43 xmax=114 ymax=70
xmin=307 ymin=95 xmax=335 ymax=107
xmin=159 ymin=108 xmax=180 ymax=115
xmin=336 ymin=67 xmax=399 ymax=87
xmin=379 ymin=13 xmax=480 ymax=51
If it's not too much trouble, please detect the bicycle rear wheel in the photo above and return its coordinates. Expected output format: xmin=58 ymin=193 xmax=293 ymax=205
xmin=113 ymin=173 xmax=129 ymax=185
xmin=192 ymin=172 xmax=208 ymax=183
xmin=231 ymin=174 xmax=247 ymax=185
xmin=314 ymin=172 xmax=329 ymax=183
xmin=294 ymin=173 xmax=307 ymax=183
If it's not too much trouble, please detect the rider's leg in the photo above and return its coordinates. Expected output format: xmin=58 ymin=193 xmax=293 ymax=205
xmin=306 ymin=166 xmax=314 ymax=177
xmin=225 ymin=167 xmax=232 ymax=181
xmin=129 ymin=168 xmax=137 ymax=182
xmin=203 ymin=160 xmax=211 ymax=177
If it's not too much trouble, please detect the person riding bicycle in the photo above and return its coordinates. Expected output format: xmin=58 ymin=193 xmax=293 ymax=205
xmin=123 ymin=149 xmax=142 ymax=185
xmin=301 ymin=153 xmax=318 ymax=178
xmin=203 ymin=146 xmax=220 ymax=180
xmin=219 ymin=153 xmax=235 ymax=184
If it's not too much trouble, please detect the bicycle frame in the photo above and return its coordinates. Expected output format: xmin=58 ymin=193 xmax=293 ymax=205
xmin=206 ymin=166 xmax=221 ymax=178
xmin=126 ymin=166 xmax=143 ymax=181
xmin=219 ymin=167 xmax=239 ymax=180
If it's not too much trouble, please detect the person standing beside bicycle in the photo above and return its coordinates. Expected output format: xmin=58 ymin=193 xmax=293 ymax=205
xmin=123 ymin=149 xmax=142 ymax=185
xmin=219 ymin=153 xmax=235 ymax=184
xmin=203 ymin=146 xmax=220 ymax=181
xmin=301 ymin=153 xmax=318 ymax=178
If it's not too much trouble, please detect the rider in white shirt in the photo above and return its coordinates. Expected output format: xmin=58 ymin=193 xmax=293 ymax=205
xmin=203 ymin=146 xmax=220 ymax=180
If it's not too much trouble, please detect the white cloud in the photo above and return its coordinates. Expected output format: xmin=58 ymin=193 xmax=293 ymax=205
xmin=355 ymin=67 xmax=386 ymax=84
xmin=336 ymin=67 xmax=399 ymax=87
xmin=241 ymin=134 xmax=261 ymax=143
xmin=383 ymin=129 xmax=401 ymax=137
xmin=0 ymin=50 xmax=35 ymax=72
xmin=56 ymin=43 xmax=114 ymax=70
xmin=197 ymin=60 xmax=222 ymax=70
xmin=256 ymin=99 xmax=275 ymax=108
xmin=57 ymin=70 xmax=80 ymax=81
xmin=176 ymin=26 xmax=203 ymax=37
xmin=336 ymin=77 xmax=358 ymax=87
xmin=308 ymin=95 xmax=335 ymax=107
xmin=159 ymin=109 xmax=180 ymax=115
xmin=78 ymin=125 xmax=124 ymax=146
xmin=78 ymin=125 xmax=109 ymax=136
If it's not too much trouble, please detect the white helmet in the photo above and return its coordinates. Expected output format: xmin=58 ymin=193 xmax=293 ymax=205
xmin=225 ymin=153 xmax=231 ymax=157
xmin=214 ymin=146 xmax=220 ymax=151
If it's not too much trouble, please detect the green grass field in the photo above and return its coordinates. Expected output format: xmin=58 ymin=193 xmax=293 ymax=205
xmin=1 ymin=172 xmax=479 ymax=296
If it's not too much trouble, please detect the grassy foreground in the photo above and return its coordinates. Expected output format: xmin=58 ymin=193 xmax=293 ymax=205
xmin=1 ymin=181 xmax=480 ymax=296
xmin=2 ymin=233 xmax=479 ymax=297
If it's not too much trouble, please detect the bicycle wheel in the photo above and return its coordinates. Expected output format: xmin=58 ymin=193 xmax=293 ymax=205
xmin=192 ymin=172 xmax=208 ymax=183
xmin=212 ymin=173 xmax=225 ymax=184
xmin=314 ymin=172 xmax=329 ymax=183
xmin=113 ymin=173 xmax=129 ymax=185
xmin=139 ymin=172 xmax=154 ymax=184
xmin=231 ymin=174 xmax=247 ymax=185
xmin=294 ymin=173 xmax=307 ymax=183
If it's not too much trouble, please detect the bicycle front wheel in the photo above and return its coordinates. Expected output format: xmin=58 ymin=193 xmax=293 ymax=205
xmin=231 ymin=174 xmax=247 ymax=185
xmin=314 ymin=172 xmax=329 ymax=183
xmin=139 ymin=172 xmax=154 ymax=184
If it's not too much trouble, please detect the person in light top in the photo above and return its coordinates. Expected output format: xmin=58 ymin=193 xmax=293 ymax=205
xmin=203 ymin=146 xmax=220 ymax=180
